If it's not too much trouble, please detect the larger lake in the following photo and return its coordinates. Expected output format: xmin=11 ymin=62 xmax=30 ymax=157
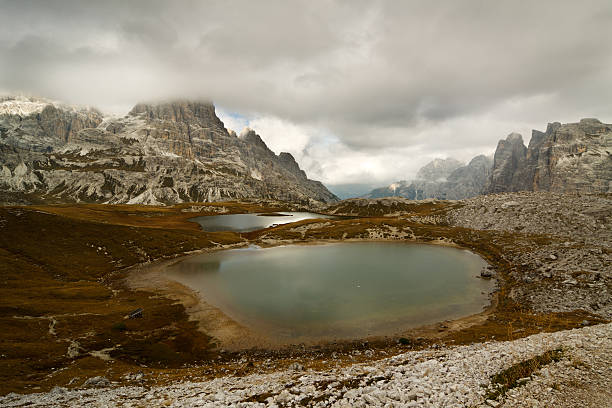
xmin=166 ymin=242 xmax=494 ymax=341
xmin=190 ymin=212 xmax=335 ymax=232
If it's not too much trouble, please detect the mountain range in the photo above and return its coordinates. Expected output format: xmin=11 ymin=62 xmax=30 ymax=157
xmin=363 ymin=156 xmax=493 ymax=200
xmin=364 ymin=118 xmax=611 ymax=200
xmin=0 ymin=96 xmax=338 ymax=205
xmin=1 ymin=95 xmax=609 ymax=205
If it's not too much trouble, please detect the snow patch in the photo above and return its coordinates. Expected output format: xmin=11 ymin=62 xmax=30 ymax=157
xmin=250 ymin=168 xmax=263 ymax=181
xmin=0 ymin=98 xmax=49 ymax=116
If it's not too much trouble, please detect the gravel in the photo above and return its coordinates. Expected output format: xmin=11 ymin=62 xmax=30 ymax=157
xmin=447 ymin=192 xmax=612 ymax=319
xmin=2 ymin=323 xmax=610 ymax=407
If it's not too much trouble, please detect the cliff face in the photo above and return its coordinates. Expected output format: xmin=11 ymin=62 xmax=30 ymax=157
xmin=364 ymin=155 xmax=493 ymax=200
xmin=0 ymin=96 xmax=338 ymax=205
xmin=486 ymin=119 xmax=611 ymax=194
xmin=486 ymin=133 xmax=528 ymax=193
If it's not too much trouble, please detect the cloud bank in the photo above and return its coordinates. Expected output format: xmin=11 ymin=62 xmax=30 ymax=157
xmin=1 ymin=0 xmax=611 ymax=185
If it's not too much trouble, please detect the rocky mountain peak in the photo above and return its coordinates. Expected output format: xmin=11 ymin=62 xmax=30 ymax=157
xmin=467 ymin=154 xmax=493 ymax=168
xmin=545 ymin=122 xmax=562 ymax=134
xmin=487 ymin=133 xmax=528 ymax=193
xmin=415 ymin=157 xmax=463 ymax=181
xmin=278 ymin=152 xmax=307 ymax=179
xmin=580 ymin=118 xmax=602 ymax=125
xmin=129 ymin=100 xmax=224 ymax=129
xmin=239 ymin=127 xmax=268 ymax=149
xmin=486 ymin=119 xmax=611 ymax=194
xmin=505 ymin=132 xmax=524 ymax=143
xmin=577 ymin=118 xmax=610 ymax=134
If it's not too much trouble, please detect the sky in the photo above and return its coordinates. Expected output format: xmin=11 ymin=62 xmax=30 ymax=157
xmin=1 ymin=0 xmax=611 ymax=191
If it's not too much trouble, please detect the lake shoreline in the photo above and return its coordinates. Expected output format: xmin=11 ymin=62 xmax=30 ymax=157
xmin=126 ymin=238 xmax=498 ymax=352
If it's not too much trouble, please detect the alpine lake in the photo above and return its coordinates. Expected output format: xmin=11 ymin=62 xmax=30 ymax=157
xmin=167 ymin=213 xmax=494 ymax=342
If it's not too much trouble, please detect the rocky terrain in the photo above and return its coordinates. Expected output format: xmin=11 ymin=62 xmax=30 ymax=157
xmin=0 ymin=96 xmax=337 ymax=205
xmin=2 ymin=323 xmax=609 ymax=407
xmin=447 ymin=192 xmax=612 ymax=320
xmin=485 ymin=119 xmax=611 ymax=194
xmin=1 ymin=191 xmax=610 ymax=407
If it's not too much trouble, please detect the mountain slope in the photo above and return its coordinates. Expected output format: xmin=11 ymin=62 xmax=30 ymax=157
xmin=0 ymin=96 xmax=338 ymax=205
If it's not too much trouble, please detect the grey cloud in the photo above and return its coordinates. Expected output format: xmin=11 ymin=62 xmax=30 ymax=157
xmin=1 ymin=0 xmax=611 ymax=183
xmin=121 ymin=19 xmax=178 ymax=49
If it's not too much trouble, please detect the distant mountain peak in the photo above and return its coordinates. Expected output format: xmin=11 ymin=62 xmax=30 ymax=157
xmin=363 ymin=156 xmax=491 ymax=200
xmin=415 ymin=157 xmax=463 ymax=181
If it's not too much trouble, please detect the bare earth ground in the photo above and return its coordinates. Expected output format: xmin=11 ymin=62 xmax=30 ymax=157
xmin=0 ymin=192 xmax=610 ymax=406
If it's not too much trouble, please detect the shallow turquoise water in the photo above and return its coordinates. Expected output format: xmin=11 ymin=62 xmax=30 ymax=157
xmin=167 ymin=242 xmax=494 ymax=340
xmin=190 ymin=211 xmax=335 ymax=232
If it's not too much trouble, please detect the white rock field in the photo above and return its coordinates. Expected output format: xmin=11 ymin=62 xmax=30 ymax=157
xmin=2 ymin=323 xmax=610 ymax=407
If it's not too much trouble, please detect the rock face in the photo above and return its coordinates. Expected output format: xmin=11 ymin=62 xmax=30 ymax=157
xmin=486 ymin=133 xmax=528 ymax=193
xmin=0 ymin=96 xmax=338 ymax=205
xmin=486 ymin=119 xmax=611 ymax=193
xmin=365 ymin=155 xmax=492 ymax=200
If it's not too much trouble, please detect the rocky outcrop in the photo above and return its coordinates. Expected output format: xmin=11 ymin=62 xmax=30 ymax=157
xmin=364 ymin=155 xmax=493 ymax=200
xmin=486 ymin=119 xmax=611 ymax=193
xmin=486 ymin=133 xmax=528 ymax=193
xmin=0 ymin=96 xmax=338 ymax=205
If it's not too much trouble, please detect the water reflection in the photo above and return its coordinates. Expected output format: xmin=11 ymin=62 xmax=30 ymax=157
xmin=167 ymin=242 xmax=494 ymax=341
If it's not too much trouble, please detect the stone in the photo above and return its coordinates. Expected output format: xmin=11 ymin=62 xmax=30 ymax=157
xmin=288 ymin=362 xmax=304 ymax=371
xmin=82 ymin=376 xmax=110 ymax=388
xmin=501 ymin=201 xmax=520 ymax=209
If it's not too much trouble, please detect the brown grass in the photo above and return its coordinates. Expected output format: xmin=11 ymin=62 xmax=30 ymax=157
xmin=0 ymin=204 xmax=249 ymax=394
xmin=485 ymin=348 xmax=563 ymax=401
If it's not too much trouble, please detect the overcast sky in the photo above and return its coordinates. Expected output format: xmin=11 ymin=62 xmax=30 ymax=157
xmin=1 ymin=0 xmax=611 ymax=188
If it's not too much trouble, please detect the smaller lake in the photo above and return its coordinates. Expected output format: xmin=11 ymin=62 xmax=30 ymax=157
xmin=166 ymin=243 xmax=494 ymax=342
xmin=190 ymin=211 xmax=335 ymax=232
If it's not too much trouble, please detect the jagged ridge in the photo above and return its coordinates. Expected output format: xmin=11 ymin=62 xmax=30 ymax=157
xmin=486 ymin=119 xmax=611 ymax=194
xmin=0 ymin=96 xmax=338 ymax=205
